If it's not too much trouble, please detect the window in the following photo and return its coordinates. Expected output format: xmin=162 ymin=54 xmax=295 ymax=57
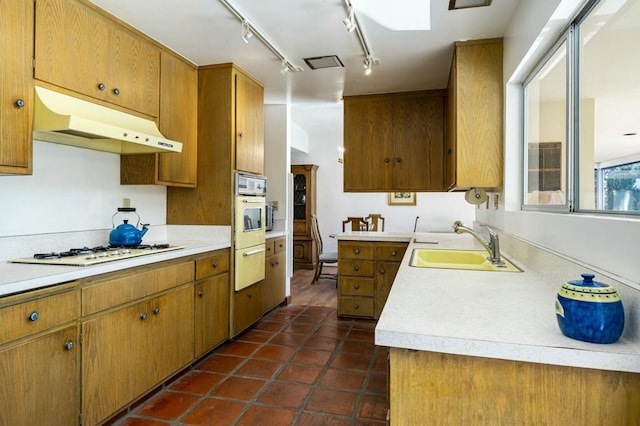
xmin=523 ymin=0 xmax=640 ymax=214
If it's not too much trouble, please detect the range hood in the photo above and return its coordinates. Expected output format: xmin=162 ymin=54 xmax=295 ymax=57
xmin=33 ymin=86 xmax=182 ymax=154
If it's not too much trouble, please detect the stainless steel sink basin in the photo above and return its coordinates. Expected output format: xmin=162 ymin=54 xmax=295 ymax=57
xmin=409 ymin=249 xmax=522 ymax=272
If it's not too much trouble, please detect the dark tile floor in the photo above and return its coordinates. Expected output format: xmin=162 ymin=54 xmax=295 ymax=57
xmin=114 ymin=305 xmax=388 ymax=425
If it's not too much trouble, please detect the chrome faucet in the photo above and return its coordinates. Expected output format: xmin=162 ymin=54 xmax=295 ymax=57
xmin=452 ymin=221 xmax=502 ymax=264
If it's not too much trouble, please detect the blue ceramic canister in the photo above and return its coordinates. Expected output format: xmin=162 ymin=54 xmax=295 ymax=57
xmin=555 ymin=273 xmax=624 ymax=344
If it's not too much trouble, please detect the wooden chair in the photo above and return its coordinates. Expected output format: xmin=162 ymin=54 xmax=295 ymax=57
xmin=342 ymin=216 xmax=369 ymax=231
xmin=365 ymin=214 xmax=385 ymax=231
xmin=310 ymin=214 xmax=338 ymax=284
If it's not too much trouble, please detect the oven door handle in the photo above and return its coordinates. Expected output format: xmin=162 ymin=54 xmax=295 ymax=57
xmin=242 ymin=198 xmax=265 ymax=204
xmin=242 ymin=248 xmax=266 ymax=257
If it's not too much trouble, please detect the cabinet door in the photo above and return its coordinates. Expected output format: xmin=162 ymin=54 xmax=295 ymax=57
xmin=343 ymin=96 xmax=394 ymax=191
xmin=0 ymin=327 xmax=79 ymax=426
xmin=35 ymin=0 xmax=159 ymax=116
xmin=233 ymin=282 xmax=263 ymax=336
xmin=392 ymin=95 xmax=444 ymax=190
xmin=235 ymin=72 xmax=264 ymax=174
xmin=195 ymin=274 xmax=230 ymax=357
xmin=262 ymin=250 xmax=286 ymax=313
xmin=375 ymin=261 xmax=401 ymax=318
xmin=0 ymin=0 xmax=33 ymax=175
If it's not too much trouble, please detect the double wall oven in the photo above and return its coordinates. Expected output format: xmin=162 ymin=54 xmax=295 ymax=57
xmin=234 ymin=173 xmax=267 ymax=291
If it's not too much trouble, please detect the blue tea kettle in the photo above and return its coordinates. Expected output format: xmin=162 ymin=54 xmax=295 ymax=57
xmin=109 ymin=207 xmax=149 ymax=247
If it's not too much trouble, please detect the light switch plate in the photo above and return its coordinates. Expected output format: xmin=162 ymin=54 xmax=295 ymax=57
xmin=272 ymin=201 xmax=279 ymax=210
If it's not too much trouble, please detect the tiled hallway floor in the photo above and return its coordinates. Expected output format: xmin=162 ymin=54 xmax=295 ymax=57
xmin=115 ymin=305 xmax=388 ymax=425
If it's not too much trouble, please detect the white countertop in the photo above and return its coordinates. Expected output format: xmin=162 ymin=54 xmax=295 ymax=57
xmin=0 ymin=239 xmax=230 ymax=297
xmin=335 ymin=232 xmax=640 ymax=374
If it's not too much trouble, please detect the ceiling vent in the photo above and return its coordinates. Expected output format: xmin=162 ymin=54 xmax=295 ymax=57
xmin=449 ymin=0 xmax=492 ymax=10
xmin=303 ymin=55 xmax=345 ymax=70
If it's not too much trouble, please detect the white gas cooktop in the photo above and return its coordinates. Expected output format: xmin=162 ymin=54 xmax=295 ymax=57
xmin=8 ymin=245 xmax=185 ymax=267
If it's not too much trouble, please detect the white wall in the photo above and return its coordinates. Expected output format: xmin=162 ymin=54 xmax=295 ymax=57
xmin=479 ymin=0 xmax=640 ymax=286
xmin=264 ymin=105 xmax=290 ymax=224
xmin=0 ymin=140 xmax=166 ymax=238
xmin=290 ymin=104 xmax=475 ymax=253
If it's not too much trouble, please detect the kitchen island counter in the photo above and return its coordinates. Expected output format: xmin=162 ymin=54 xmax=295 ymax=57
xmin=333 ymin=231 xmax=640 ymax=373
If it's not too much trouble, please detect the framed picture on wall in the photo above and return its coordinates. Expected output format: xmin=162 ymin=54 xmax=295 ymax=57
xmin=388 ymin=192 xmax=416 ymax=206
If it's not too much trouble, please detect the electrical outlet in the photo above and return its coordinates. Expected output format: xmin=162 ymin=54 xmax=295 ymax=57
xmin=123 ymin=198 xmax=131 ymax=208
xmin=272 ymin=201 xmax=279 ymax=211
xmin=493 ymin=194 xmax=499 ymax=210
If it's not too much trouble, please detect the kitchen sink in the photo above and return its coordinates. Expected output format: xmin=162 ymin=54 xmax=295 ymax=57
xmin=409 ymin=249 xmax=522 ymax=272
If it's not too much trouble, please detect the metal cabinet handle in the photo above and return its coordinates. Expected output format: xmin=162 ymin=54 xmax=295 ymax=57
xmin=354 ymin=248 xmax=360 ymax=255
xmin=353 ymin=265 xmax=359 ymax=271
xmin=396 ymin=157 xmax=402 ymax=163
xmin=97 ymin=83 xmax=106 ymax=90
xmin=379 ymin=268 xmax=386 ymax=275
xmin=212 ymin=261 xmax=218 ymax=268
xmin=247 ymin=292 xmax=252 ymax=298
xmin=15 ymin=99 xmax=25 ymax=108
xmin=112 ymin=88 xmax=120 ymax=95
xmin=198 ymin=290 xmax=204 ymax=297
xmin=391 ymin=250 xmax=397 ymax=256
xmin=239 ymin=132 xmax=244 ymax=138
xmin=153 ymin=307 xmax=160 ymax=315
xmin=28 ymin=311 xmax=39 ymax=321
xmin=140 ymin=312 xmax=148 ymax=320
xmin=384 ymin=158 xmax=390 ymax=163
xmin=354 ymin=283 xmax=360 ymax=290
xmin=64 ymin=341 xmax=74 ymax=351
xmin=354 ymin=304 xmax=360 ymax=310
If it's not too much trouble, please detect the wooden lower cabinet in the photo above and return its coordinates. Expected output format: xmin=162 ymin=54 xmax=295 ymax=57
xmin=82 ymin=277 xmax=194 ymax=426
xmin=262 ymin=237 xmax=286 ymax=313
xmin=338 ymin=241 xmax=407 ymax=319
xmin=389 ymin=348 xmax=640 ymax=425
xmin=233 ymin=282 xmax=263 ymax=337
xmin=194 ymin=250 xmax=230 ymax=357
xmin=0 ymin=326 xmax=79 ymax=425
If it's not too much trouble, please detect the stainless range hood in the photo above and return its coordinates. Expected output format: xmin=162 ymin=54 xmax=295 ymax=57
xmin=33 ymin=86 xmax=182 ymax=154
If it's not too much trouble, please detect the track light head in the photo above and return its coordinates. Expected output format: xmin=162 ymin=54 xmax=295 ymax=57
xmin=363 ymin=57 xmax=372 ymax=75
xmin=343 ymin=8 xmax=356 ymax=32
xmin=280 ymin=59 xmax=289 ymax=76
xmin=241 ymin=20 xmax=252 ymax=43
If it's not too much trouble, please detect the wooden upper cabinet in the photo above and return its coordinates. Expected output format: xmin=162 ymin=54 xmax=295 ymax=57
xmin=445 ymin=38 xmax=503 ymax=190
xmin=0 ymin=0 xmax=33 ymax=175
xmin=121 ymin=53 xmax=198 ymax=186
xmin=235 ymin=72 xmax=264 ymax=175
xmin=343 ymin=91 xmax=445 ymax=192
xmin=34 ymin=0 xmax=160 ymax=117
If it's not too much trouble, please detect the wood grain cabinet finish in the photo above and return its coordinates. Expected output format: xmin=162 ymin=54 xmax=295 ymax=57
xmin=0 ymin=0 xmax=33 ymax=175
xmin=262 ymin=237 xmax=286 ymax=314
xmin=34 ymin=0 xmax=160 ymax=117
xmin=233 ymin=282 xmax=263 ymax=337
xmin=445 ymin=38 xmax=503 ymax=190
xmin=0 ymin=287 xmax=80 ymax=425
xmin=389 ymin=348 xmax=640 ymax=425
xmin=343 ymin=91 xmax=445 ymax=192
xmin=121 ymin=52 xmax=198 ymax=186
xmin=167 ymin=64 xmax=264 ymax=225
xmin=338 ymin=241 xmax=407 ymax=319
xmin=292 ymin=164 xmax=318 ymax=270
xmin=194 ymin=250 xmax=230 ymax=357
xmin=80 ymin=262 xmax=194 ymax=426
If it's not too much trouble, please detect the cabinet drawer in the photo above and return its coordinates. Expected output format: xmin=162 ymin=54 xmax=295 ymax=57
xmin=339 ymin=277 xmax=374 ymax=296
xmin=0 ymin=290 xmax=79 ymax=344
xmin=82 ymin=261 xmax=194 ymax=316
xmin=264 ymin=240 xmax=276 ymax=258
xmin=196 ymin=250 xmax=230 ymax=280
xmin=273 ymin=237 xmax=286 ymax=254
xmin=339 ymin=296 xmax=374 ymax=317
xmin=339 ymin=242 xmax=374 ymax=260
xmin=376 ymin=243 xmax=408 ymax=262
xmin=339 ymin=260 xmax=374 ymax=277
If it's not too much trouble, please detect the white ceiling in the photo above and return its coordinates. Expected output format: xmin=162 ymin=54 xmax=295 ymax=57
xmin=89 ymin=0 xmax=520 ymax=106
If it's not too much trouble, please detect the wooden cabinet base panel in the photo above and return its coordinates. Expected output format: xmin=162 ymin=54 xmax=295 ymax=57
xmin=389 ymin=348 xmax=640 ymax=426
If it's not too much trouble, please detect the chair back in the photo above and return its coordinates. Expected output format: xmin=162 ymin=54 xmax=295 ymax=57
xmin=310 ymin=214 xmax=323 ymax=254
xmin=365 ymin=214 xmax=385 ymax=231
xmin=342 ymin=216 xmax=368 ymax=232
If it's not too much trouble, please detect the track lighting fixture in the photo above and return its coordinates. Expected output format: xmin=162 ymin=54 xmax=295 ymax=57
xmin=218 ymin=0 xmax=303 ymax=73
xmin=343 ymin=7 xmax=356 ymax=32
xmin=342 ymin=0 xmax=377 ymax=76
xmin=280 ymin=59 xmax=289 ymax=76
xmin=241 ymin=20 xmax=252 ymax=43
